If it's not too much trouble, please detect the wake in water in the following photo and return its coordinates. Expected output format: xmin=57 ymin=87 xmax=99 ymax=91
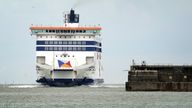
xmin=88 ymin=84 xmax=124 ymax=88
xmin=6 ymin=84 xmax=124 ymax=88
xmin=8 ymin=84 xmax=43 ymax=88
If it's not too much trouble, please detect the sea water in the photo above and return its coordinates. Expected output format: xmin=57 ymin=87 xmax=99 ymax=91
xmin=0 ymin=84 xmax=192 ymax=108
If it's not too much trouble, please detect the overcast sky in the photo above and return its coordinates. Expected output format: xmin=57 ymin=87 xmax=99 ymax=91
xmin=0 ymin=0 xmax=192 ymax=84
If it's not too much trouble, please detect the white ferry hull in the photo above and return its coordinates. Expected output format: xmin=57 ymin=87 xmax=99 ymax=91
xmin=30 ymin=9 xmax=103 ymax=87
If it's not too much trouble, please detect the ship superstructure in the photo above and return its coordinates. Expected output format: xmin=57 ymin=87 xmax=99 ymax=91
xmin=30 ymin=9 xmax=103 ymax=86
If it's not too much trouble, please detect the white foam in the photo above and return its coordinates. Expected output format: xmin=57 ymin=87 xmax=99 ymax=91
xmin=8 ymin=85 xmax=40 ymax=88
xmin=103 ymin=84 xmax=124 ymax=88
xmin=88 ymin=85 xmax=103 ymax=88
xmin=89 ymin=84 xmax=124 ymax=88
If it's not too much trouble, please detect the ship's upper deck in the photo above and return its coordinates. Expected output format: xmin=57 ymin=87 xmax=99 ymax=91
xmin=30 ymin=26 xmax=101 ymax=35
xmin=30 ymin=26 xmax=101 ymax=30
xmin=30 ymin=9 xmax=102 ymax=35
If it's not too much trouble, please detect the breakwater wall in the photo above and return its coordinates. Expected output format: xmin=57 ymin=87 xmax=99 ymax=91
xmin=126 ymin=65 xmax=192 ymax=91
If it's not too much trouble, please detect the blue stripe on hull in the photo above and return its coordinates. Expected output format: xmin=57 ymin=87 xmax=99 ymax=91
xmin=36 ymin=78 xmax=104 ymax=87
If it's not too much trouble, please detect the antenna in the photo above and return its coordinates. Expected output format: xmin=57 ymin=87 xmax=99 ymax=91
xmin=141 ymin=61 xmax=146 ymax=66
xmin=132 ymin=59 xmax=135 ymax=66
xmin=63 ymin=11 xmax=69 ymax=26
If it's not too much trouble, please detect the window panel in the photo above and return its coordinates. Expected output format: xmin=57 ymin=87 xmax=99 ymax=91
xmin=63 ymin=41 xmax=67 ymax=45
xmin=68 ymin=47 xmax=72 ymax=51
xmin=77 ymin=41 xmax=81 ymax=45
xmin=63 ymin=47 xmax=67 ymax=51
xmin=68 ymin=41 xmax=72 ymax=45
xmin=54 ymin=41 xmax=58 ymax=45
xmin=49 ymin=41 xmax=53 ymax=45
xmin=73 ymin=41 xmax=77 ymax=45
xmin=82 ymin=41 xmax=86 ymax=45
xmin=49 ymin=47 xmax=53 ymax=51
xmin=73 ymin=47 xmax=77 ymax=51
xmin=58 ymin=47 xmax=62 ymax=51
xmin=82 ymin=47 xmax=86 ymax=51
xmin=54 ymin=47 xmax=57 ymax=51
xmin=59 ymin=41 xmax=62 ymax=45
xmin=77 ymin=47 xmax=81 ymax=51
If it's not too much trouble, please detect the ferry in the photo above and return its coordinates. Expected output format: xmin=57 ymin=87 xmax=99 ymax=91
xmin=30 ymin=9 xmax=103 ymax=86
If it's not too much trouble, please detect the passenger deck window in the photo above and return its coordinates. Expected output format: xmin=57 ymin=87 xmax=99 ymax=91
xmin=68 ymin=47 xmax=72 ymax=51
xmin=54 ymin=41 xmax=58 ymax=45
xmin=58 ymin=41 xmax=62 ymax=45
xmin=63 ymin=47 xmax=67 ymax=51
xmin=77 ymin=47 xmax=81 ymax=51
xmin=49 ymin=41 xmax=53 ymax=45
xmin=63 ymin=41 xmax=67 ymax=45
xmin=73 ymin=47 xmax=77 ymax=51
xmin=77 ymin=41 xmax=81 ymax=45
xmin=82 ymin=41 xmax=86 ymax=45
xmin=68 ymin=41 xmax=72 ymax=45
xmin=73 ymin=41 xmax=77 ymax=45
xmin=45 ymin=41 xmax=48 ymax=45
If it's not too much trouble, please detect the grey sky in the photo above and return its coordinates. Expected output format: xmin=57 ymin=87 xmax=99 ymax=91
xmin=0 ymin=0 xmax=192 ymax=84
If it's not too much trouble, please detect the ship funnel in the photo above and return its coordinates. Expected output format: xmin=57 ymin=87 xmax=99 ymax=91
xmin=67 ymin=9 xmax=79 ymax=23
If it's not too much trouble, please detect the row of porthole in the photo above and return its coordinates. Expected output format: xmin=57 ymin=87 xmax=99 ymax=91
xmin=37 ymin=41 xmax=101 ymax=46
xmin=38 ymin=35 xmax=93 ymax=39
xmin=44 ymin=47 xmax=87 ymax=51
xmin=44 ymin=41 xmax=86 ymax=45
xmin=45 ymin=30 xmax=87 ymax=33
xmin=32 ymin=29 xmax=99 ymax=34
xmin=36 ymin=47 xmax=102 ymax=52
